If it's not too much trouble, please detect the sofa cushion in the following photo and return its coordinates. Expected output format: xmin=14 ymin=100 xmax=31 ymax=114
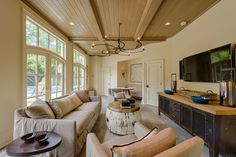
xmin=76 ymin=90 xmax=91 ymax=102
xmin=75 ymin=101 xmax=100 ymax=115
xmin=63 ymin=111 xmax=94 ymax=135
xmin=25 ymin=99 xmax=55 ymax=119
xmin=48 ymin=93 xmax=81 ymax=119
xmin=111 ymin=128 xmax=176 ymax=157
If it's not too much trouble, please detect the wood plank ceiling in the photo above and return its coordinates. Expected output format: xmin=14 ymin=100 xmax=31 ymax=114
xmin=23 ymin=0 xmax=220 ymax=56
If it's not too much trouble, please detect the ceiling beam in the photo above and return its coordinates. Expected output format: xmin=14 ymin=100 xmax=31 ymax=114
xmin=141 ymin=36 xmax=166 ymax=41
xmin=74 ymin=44 xmax=88 ymax=55
xmin=70 ymin=37 xmax=99 ymax=42
xmin=89 ymin=0 xmax=105 ymax=41
xmin=134 ymin=0 xmax=163 ymax=40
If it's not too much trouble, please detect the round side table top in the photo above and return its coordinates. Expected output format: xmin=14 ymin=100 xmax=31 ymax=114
xmin=6 ymin=131 xmax=62 ymax=156
xmin=108 ymin=101 xmax=140 ymax=113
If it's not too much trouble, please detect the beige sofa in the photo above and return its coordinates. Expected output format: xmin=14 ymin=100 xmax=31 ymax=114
xmin=14 ymin=95 xmax=101 ymax=157
xmin=86 ymin=122 xmax=204 ymax=157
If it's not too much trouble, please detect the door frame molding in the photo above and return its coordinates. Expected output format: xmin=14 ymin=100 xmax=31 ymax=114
xmin=143 ymin=59 xmax=164 ymax=104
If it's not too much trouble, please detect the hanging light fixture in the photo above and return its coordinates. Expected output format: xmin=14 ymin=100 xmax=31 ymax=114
xmin=91 ymin=22 xmax=145 ymax=56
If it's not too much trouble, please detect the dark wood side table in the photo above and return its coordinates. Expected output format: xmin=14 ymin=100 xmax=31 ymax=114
xmin=6 ymin=131 xmax=62 ymax=156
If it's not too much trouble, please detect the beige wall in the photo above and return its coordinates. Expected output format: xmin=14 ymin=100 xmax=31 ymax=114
xmin=117 ymin=58 xmax=143 ymax=86
xmin=89 ymin=56 xmax=102 ymax=95
xmin=0 ymin=0 xmax=22 ymax=148
xmin=0 ymin=0 xmax=90 ymax=148
xmin=170 ymin=0 xmax=236 ymax=94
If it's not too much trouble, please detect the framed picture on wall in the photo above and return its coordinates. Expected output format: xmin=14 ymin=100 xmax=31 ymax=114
xmin=130 ymin=63 xmax=142 ymax=83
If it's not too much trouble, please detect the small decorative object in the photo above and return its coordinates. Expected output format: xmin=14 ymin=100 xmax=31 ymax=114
xmin=121 ymin=100 xmax=131 ymax=109
xmin=164 ymin=90 xmax=174 ymax=95
xmin=128 ymin=98 xmax=135 ymax=104
xmin=21 ymin=132 xmax=36 ymax=142
xmin=171 ymin=73 xmax=177 ymax=93
xmin=191 ymin=96 xmax=209 ymax=104
xmin=35 ymin=134 xmax=48 ymax=144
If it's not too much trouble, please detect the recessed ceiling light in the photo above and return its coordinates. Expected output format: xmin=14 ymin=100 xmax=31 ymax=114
xmin=165 ymin=22 xmax=171 ymax=26
xmin=69 ymin=22 xmax=75 ymax=26
xmin=180 ymin=21 xmax=187 ymax=26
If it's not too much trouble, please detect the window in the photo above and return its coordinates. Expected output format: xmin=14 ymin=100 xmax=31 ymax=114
xmin=26 ymin=20 xmax=37 ymax=46
xmin=26 ymin=18 xmax=65 ymax=58
xmin=73 ymin=49 xmax=86 ymax=91
xmin=51 ymin=58 xmax=64 ymax=99
xmin=25 ymin=17 xmax=66 ymax=105
xmin=27 ymin=54 xmax=46 ymax=104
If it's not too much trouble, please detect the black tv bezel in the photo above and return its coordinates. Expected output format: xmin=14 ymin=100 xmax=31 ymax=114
xmin=179 ymin=43 xmax=235 ymax=83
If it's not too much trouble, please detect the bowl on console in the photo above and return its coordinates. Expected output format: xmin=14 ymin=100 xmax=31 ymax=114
xmin=164 ymin=90 xmax=174 ymax=95
xmin=191 ymin=96 xmax=209 ymax=104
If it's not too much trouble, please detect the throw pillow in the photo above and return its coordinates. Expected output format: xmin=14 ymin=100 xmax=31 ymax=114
xmin=111 ymin=128 xmax=175 ymax=157
xmin=67 ymin=93 xmax=83 ymax=108
xmin=113 ymin=92 xmax=125 ymax=99
xmin=48 ymin=94 xmax=81 ymax=119
xmin=76 ymin=90 xmax=91 ymax=102
xmin=25 ymin=99 xmax=55 ymax=119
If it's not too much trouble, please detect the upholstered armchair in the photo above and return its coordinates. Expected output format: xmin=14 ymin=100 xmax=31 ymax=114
xmin=86 ymin=122 xmax=204 ymax=157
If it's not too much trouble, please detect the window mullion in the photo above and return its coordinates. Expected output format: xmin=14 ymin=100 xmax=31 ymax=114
xmin=36 ymin=55 xmax=38 ymax=98
xmin=56 ymin=61 xmax=58 ymax=97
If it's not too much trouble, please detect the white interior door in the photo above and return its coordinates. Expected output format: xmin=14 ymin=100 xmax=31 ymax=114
xmin=103 ymin=67 xmax=111 ymax=95
xmin=145 ymin=60 xmax=164 ymax=106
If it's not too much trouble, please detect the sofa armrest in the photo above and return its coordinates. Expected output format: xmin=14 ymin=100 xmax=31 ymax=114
xmin=86 ymin=133 xmax=108 ymax=157
xmin=90 ymin=96 xmax=101 ymax=102
xmin=134 ymin=122 xmax=150 ymax=139
xmin=14 ymin=111 xmax=77 ymax=157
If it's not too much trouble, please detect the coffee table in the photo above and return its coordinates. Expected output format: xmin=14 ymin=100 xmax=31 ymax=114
xmin=106 ymin=102 xmax=141 ymax=135
xmin=6 ymin=131 xmax=62 ymax=156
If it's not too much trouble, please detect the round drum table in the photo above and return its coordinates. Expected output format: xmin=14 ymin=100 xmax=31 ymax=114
xmin=106 ymin=102 xmax=141 ymax=135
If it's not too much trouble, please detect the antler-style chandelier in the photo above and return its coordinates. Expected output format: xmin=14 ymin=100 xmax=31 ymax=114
xmin=91 ymin=22 xmax=145 ymax=56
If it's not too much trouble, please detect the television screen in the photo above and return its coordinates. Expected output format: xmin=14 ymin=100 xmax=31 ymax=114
xmin=180 ymin=44 xmax=234 ymax=82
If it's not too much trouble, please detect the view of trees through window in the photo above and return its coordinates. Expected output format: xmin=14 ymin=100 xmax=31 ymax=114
xmin=27 ymin=54 xmax=46 ymax=104
xmin=26 ymin=18 xmax=65 ymax=58
xmin=73 ymin=49 xmax=86 ymax=91
xmin=26 ymin=17 xmax=65 ymax=105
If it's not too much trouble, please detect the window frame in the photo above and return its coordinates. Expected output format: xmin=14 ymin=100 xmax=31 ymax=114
xmin=23 ymin=13 xmax=67 ymax=105
xmin=26 ymin=17 xmax=66 ymax=59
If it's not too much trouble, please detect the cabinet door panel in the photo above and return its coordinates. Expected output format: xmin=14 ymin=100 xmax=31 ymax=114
xmin=180 ymin=105 xmax=192 ymax=132
xmin=192 ymin=109 xmax=206 ymax=140
xmin=169 ymin=102 xmax=180 ymax=124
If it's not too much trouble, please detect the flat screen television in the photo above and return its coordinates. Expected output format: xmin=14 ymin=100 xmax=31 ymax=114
xmin=179 ymin=44 xmax=235 ymax=82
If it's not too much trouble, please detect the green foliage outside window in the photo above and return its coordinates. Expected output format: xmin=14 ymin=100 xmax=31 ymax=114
xmin=39 ymin=28 xmax=48 ymax=49
xmin=26 ymin=18 xmax=65 ymax=58
xmin=26 ymin=20 xmax=37 ymax=45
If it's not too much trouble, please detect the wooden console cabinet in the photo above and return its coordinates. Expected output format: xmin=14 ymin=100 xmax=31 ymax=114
xmin=159 ymin=93 xmax=236 ymax=157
